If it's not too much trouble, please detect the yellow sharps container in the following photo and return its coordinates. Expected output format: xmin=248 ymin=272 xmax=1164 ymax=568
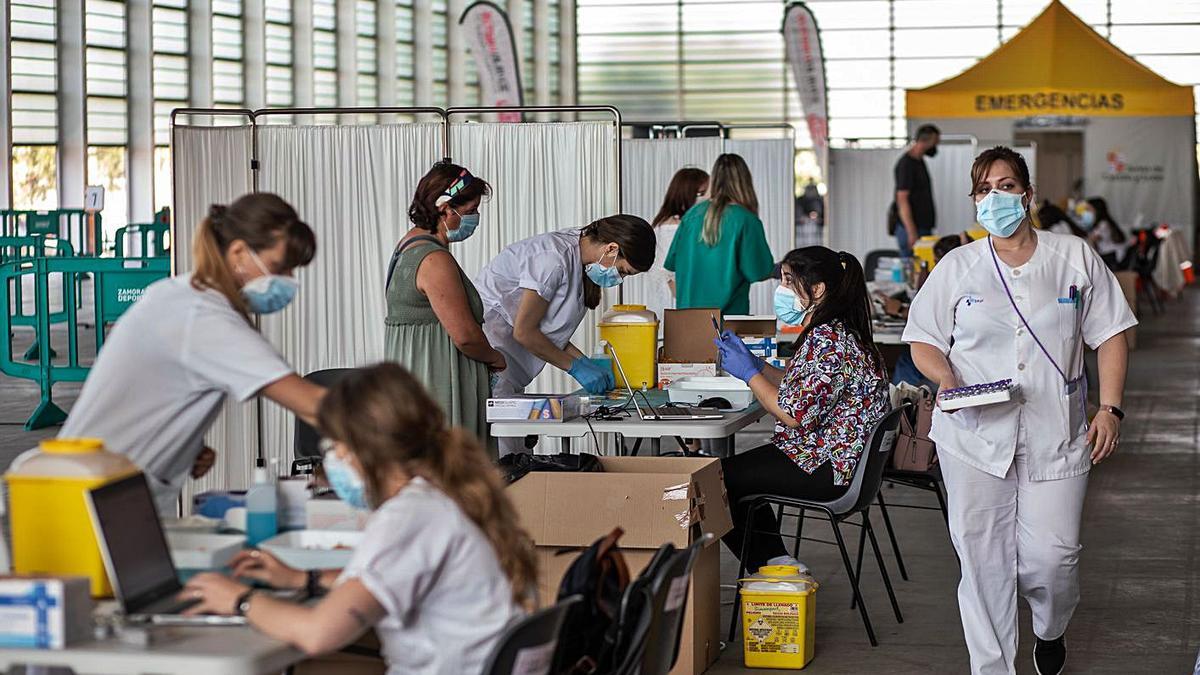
xmin=598 ymin=304 xmax=658 ymax=389
xmin=6 ymin=438 xmax=139 ymax=597
xmin=739 ymin=565 xmax=819 ymax=669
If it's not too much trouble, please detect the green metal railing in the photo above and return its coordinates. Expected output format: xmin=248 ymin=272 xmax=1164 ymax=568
xmin=114 ymin=208 xmax=172 ymax=258
xmin=0 ymin=209 xmax=102 ymax=257
xmin=0 ymin=255 xmax=169 ymax=429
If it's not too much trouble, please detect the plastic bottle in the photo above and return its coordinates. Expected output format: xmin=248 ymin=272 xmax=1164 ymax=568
xmin=246 ymin=458 xmax=278 ymax=546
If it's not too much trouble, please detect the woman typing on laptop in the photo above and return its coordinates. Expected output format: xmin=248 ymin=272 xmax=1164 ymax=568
xmin=714 ymin=247 xmax=891 ymax=570
xmin=179 ymin=363 xmax=535 ymax=674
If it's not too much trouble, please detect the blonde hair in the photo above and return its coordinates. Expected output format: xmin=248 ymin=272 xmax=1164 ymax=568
xmin=317 ymin=363 xmax=538 ymax=606
xmin=191 ymin=193 xmax=316 ymax=321
xmin=702 ymin=154 xmax=759 ymax=246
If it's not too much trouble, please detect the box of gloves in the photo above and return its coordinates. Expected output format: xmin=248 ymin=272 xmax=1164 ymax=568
xmin=0 ymin=576 xmax=92 ymax=649
xmin=486 ymin=395 xmax=582 ymax=423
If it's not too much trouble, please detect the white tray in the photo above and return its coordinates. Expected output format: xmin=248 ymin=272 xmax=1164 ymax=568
xmin=259 ymin=530 xmax=364 ymax=570
xmin=165 ymin=532 xmax=246 ymax=570
xmin=667 ymin=376 xmax=755 ymax=410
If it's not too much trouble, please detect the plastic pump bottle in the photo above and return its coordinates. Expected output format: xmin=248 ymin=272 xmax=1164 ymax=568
xmin=246 ymin=458 xmax=278 ymax=546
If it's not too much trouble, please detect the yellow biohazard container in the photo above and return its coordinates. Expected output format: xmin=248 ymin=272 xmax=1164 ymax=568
xmin=739 ymin=565 xmax=819 ymax=669
xmin=5 ymin=438 xmax=139 ymax=597
xmin=598 ymin=304 xmax=659 ymax=389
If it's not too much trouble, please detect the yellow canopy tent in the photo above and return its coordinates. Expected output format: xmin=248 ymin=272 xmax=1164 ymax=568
xmin=907 ymin=0 xmax=1193 ymax=119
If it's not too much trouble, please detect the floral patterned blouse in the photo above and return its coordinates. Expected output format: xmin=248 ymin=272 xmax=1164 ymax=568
xmin=773 ymin=320 xmax=891 ymax=486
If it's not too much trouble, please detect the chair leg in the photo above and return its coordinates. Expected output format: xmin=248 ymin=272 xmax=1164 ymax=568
xmin=875 ymin=490 xmax=909 ymax=581
xmin=851 ymin=521 xmax=866 ymax=610
xmin=727 ymin=502 xmax=758 ymax=643
xmin=865 ymin=512 xmax=904 ymax=624
xmin=831 ymin=517 xmax=878 ymax=647
xmin=933 ymin=480 xmax=951 ymax=529
xmin=792 ymin=508 xmax=806 ymax=558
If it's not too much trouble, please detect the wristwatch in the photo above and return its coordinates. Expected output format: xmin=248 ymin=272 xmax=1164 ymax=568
xmin=234 ymin=589 xmax=256 ymax=617
xmin=1099 ymin=405 xmax=1125 ymax=421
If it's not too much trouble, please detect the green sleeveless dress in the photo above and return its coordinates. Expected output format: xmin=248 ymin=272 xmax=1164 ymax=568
xmin=384 ymin=237 xmax=493 ymax=453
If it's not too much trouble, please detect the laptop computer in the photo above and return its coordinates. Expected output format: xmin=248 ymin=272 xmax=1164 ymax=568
xmin=86 ymin=473 xmax=247 ymax=626
xmin=607 ymin=345 xmax=724 ymax=421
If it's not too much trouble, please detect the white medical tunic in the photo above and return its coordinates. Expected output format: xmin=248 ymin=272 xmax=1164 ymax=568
xmin=337 ymin=477 xmax=520 ymax=675
xmin=903 ymin=231 xmax=1137 ymax=481
xmin=59 ymin=276 xmax=293 ymax=507
xmin=474 ymin=228 xmax=588 ymax=391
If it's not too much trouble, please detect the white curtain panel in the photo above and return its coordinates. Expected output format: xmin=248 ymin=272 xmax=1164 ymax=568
xmin=924 ymin=140 xmax=980 ymax=237
xmin=255 ymin=123 xmax=444 ymax=474
xmin=726 ymin=139 xmax=795 ymax=315
xmin=449 ymin=121 xmax=619 ymax=396
xmin=826 ymin=148 xmax=899 ymax=262
xmin=171 ymin=125 xmax=257 ymax=506
xmin=618 ymin=138 xmax=722 ymax=311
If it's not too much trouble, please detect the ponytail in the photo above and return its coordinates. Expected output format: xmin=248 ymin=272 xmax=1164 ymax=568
xmin=783 ymin=247 xmax=884 ymax=374
xmin=317 ymin=363 xmax=538 ymax=607
xmin=193 ymin=205 xmax=251 ymax=320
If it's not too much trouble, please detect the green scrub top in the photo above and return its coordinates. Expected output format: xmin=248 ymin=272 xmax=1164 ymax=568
xmin=664 ymin=201 xmax=775 ymax=315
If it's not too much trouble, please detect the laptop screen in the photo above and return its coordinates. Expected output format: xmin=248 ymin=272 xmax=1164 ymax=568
xmin=87 ymin=473 xmax=182 ymax=610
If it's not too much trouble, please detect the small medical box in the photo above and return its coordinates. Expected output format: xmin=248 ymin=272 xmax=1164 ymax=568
xmin=486 ymin=395 xmax=582 ymax=422
xmin=0 ymin=576 xmax=93 ymax=649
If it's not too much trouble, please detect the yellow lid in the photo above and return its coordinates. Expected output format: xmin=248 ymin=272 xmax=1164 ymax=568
xmin=612 ymin=304 xmax=647 ymax=311
xmin=757 ymin=565 xmax=801 ymax=577
xmin=40 ymin=438 xmax=105 ymax=454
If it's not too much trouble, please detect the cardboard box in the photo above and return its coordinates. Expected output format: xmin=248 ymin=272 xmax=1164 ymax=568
xmin=660 ymin=309 xmax=722 ymax=389
xmin=508 ymin=456 xmax=733 ymax=675
xmin=486 ymin=395 xmax=582 ymax=422
xmin=1115 ymin=270 xmax=1138 ymax=350
xmin=724 ymin=315 xmax=778 ymax=338
xmin=0 ymin=576 xmax=93 ymax=649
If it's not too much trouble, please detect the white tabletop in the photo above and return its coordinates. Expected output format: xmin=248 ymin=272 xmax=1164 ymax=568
xmin=490 ymin=401 xmax=768 ymax=440
xmin=0 ymin=625 xmax=303 ymax=675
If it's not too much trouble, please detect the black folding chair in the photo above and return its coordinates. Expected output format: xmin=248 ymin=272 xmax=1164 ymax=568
xmin=293 ymin=367 xmax=359 ymax=465
xmin=480 ymin=595 xmax=582 ymax=675
xmin=874 ymin=464 xmax=951 ymax=581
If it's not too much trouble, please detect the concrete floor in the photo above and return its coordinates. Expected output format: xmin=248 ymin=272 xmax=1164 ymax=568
xmin=1 ymin=285 xmax=1198 ymax=673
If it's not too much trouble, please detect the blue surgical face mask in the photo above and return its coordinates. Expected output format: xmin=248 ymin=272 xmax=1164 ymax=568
xmin=975 ymin=190 xmax=1027 ymax=239
xmin=774 ymin=285 xmax=809 ymax=326
xmin=322 ymin=448 xmax=369 ymax=510
xmin=447 ymin=210 xmax=480 ymax=243
xmin=241 ymin=249 xmax=299 ymax=314
xmin=585 ymin=248 xmax=623 ymax=288
xmin=1079 ymin=209 xmax=1096 ymax=230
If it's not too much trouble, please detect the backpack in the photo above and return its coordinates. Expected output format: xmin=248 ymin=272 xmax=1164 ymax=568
xmin=552 ymin=527 xmax=631 ymax=675
xmin=498 ymin=452 xmax=604 ymax=484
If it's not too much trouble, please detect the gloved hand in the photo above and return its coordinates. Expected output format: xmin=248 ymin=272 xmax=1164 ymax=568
xmin=713 ymin=330 xmax=764 ymax=383
xmin=568 ymin=357 xmax=616 ymax=395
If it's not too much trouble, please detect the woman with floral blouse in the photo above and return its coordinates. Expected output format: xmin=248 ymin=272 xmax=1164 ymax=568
xmin=714 ymin=246 xmax=891 ymax=569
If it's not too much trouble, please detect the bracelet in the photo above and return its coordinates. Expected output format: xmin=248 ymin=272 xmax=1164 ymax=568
xmin=234 ymin=589 xmax=256 ymax=617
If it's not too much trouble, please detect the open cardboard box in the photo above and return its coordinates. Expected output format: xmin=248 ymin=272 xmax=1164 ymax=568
xmin=659 ymin=309 xmax=722 ymax=387
xmin=507 ymin=456 xmax=733 ymax=675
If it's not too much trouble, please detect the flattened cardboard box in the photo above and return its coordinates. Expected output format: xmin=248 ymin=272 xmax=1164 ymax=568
xmin=507 ymin=456 xmax=733 ymax=675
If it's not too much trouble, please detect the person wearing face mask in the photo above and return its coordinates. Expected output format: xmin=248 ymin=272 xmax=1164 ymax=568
xmin=475 ymin=215 xmax=655 ymax=452
xmin=56 ymin=194 xmax=326 ymax=512
xmin=1078 ymin=197 xmax=1133 ymax=271
xmin=180 ymin=363 xmax=534 ymax=674
xmin=889 ymin=124 xmax=940 ymax=257
xmin=904 ymin=147 xmax=1136 ymax=675
xmin=385 ymin=163 xmax=506 ymax=450
xmin=713 ymin=246 xmax=890 ymax=570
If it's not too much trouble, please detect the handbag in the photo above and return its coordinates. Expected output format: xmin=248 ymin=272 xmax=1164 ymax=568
xmin=892 ymin=390 xmax=938 ymax=472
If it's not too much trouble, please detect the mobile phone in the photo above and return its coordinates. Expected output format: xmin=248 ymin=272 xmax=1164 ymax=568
xmin=710 ymin=313 xmax=722 ymax=338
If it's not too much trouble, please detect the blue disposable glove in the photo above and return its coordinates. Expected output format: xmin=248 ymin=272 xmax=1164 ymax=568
xmin=568 ymin=357 xmax=616 ymax=395
xmin=713 ymin=330 xmax=764 ymax=383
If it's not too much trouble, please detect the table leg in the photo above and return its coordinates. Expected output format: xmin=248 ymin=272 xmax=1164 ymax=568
xmin=651 ymin=438 xmax=661 ymax=456
xmin=561 ymin=437 xmax=572 ymax=454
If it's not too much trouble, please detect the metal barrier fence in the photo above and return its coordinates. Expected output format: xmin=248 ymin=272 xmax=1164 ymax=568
xmin=0 ymin=255 xmax=169 ymax=429
xmin=0 ymin=210 xmax=102 ymax=257
xmin=114 ymin=208 xmax=172 ymax=258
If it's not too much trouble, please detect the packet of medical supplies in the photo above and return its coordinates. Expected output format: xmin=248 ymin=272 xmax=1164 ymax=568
xmin=0 ymin=576 xmax=93 ymax=649
xmin=937 ymin=379 xmax=1017 ymax=411
xmin=486 ymin=395 xmax=582 ymax=422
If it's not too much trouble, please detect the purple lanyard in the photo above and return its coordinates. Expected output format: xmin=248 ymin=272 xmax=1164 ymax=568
xmin=988 ymin=238 xmax=1069 ymax=384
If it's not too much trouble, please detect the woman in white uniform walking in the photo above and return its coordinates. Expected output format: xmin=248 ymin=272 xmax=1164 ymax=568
xmin=57 ymin=194 xmax=326 ymax=512
xmin=904 ymin=146 xmax=1136 ymax=675
xmin=475 ymin=215 xmax=655 ymax=452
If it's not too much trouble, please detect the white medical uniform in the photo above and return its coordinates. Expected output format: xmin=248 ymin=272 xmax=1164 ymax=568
xmin=474 ymin=227 xmax=588 ymax=396
xmin=903 ymin=230 xmax=1136 ymax=675
xmin=337 ymin=477 xmax=520 ymax=675
xmin=645 ymin=218 xmax=679 ymax=325
xmin=59 ymin=276 xmax=293 ymax=512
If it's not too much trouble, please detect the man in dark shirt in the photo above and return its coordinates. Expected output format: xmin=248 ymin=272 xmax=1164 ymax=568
xmin=889 ymin=124 xmax=940 ymax=256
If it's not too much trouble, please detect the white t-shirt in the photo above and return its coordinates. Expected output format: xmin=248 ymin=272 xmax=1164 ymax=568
xmin=337 ymin=477 xmax=520 ymax=675
xmin=59 ymin=276 xmax=293 ymax=506
xmin=645 ymin=219 xmax=679 ymax=324
xmin=903 ymin=231 xmax=1137 ymax=480
xmin=474 ymin=228 xmax=588 ymax=390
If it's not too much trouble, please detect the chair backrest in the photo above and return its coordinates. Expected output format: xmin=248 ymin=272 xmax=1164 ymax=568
xmin=637 ymin=537 xmax=707 ymax=675
xmin=825 ymin=404 xmax=909 ymax=516
xmin=611 ymin=581 xmax=655 ymax=675
xmin=481 ymin=595 xmax=581 ymax=675
xmin=293 ymin=368 xmax=359 ymax=458
xmin=863 ymin=249 xmax=901 ymax=282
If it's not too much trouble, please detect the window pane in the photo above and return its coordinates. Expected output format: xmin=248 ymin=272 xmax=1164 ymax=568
xmin=152 ymin=7 xmax=188 ymax=53
xmin=88 ymin=146 xmax=129 ymax=235
xmin=265 ymin=0 xmax=291 ymax=23
xmin=12 ymin=93 xmax=59 ymax=144
xmin=11 ymin=0 xmax=57 ymax=41
xmin=894 ymin=0 xmax=998 ymax=28
xmin=266 ymin=23 xmax=293 ymax=65
xmin=12 ymin=146 xmax=59 ymax=210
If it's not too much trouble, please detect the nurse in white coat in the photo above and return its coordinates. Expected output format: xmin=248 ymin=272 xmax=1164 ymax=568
xmin=904 ymin=146 xmax=1136 ymax=675
xmin=57 ymin=194 xmax=326 ymax=512
xmin=475 ymin=215 xmax=656 ymax=446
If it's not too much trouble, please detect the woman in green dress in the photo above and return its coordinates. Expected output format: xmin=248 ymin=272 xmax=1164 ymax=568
xmin=385 ymin=163 xmax=506 ymax=450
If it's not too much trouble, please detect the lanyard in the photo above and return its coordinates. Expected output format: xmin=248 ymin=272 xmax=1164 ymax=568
xmin=988 ymin=238 xmax=1069 ymax=384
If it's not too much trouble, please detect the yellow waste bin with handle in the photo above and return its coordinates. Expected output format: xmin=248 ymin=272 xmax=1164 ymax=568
xmin=5 ymin=439 xmax=139 ymax=597
xmin=598 ymin=304 xmax=659 ymax=389
xmin=739 ymin=565 xmax=819 ymax=669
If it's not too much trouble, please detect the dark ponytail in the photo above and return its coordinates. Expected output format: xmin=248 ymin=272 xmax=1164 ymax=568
xmin=408 ymin=162 xmax=492 ymax=233
xmin=782 ymin=246 xmax=883 ymax=375
xmin=578 ymin=214 xmax=656 ymax=310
